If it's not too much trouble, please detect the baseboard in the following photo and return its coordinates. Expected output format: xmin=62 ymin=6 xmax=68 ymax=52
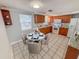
xmin=10 ymin=39 xmax=22 ymax=46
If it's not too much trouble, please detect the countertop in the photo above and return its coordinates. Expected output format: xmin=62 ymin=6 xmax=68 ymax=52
xmin=37 ymin=24 xmax=52 ymax=29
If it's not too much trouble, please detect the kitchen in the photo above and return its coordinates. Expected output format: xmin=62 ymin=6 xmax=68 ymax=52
xmin=1 ymin=8 xmax=79 ymax=59
xmin=0 ymin=0 xmax=79 ymax=59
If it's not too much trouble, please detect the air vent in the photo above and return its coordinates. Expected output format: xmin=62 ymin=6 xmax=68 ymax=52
xmin=48 ymin=10 xmax=53 ymax=12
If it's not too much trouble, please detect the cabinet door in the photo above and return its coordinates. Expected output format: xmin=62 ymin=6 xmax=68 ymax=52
xmin=48 ymin=16 xmax=54 ymax=23
xmin=39 ymin=26 xmax=52 ymax=34
xmin=65 ymin=46 xmax=79 ymax=59
xmin=61 ymin=16 xmax=71 ymax=23
xmin=39 ymin=28 xmax=47 ymax=34
xmin=59 ymin=27 xmax=68 ymax=36
xmin=52 ymin=16 xmax=71 ymax=23
xmin=34 ymin=14 xmax=45 ymax=23
xmin=62 ymin=18 xmax=70 ymax=23
xmin=1 ymin=9 xmax=12 ymax=25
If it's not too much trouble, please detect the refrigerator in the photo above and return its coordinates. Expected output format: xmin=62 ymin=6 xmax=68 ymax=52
xmin=67 ymin=18 xmax=78 ymax=39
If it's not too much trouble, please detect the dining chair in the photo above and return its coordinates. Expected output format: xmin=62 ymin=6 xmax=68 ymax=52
xmin=41 ymin=33 xmax=51 ymax=45
xmin=22 ymin=33 xmax=27 ymax=44
xmin=28 ymin=41 xmax=41 ymax=54
xmin=27 ymin=41 xmax=41 ymax=59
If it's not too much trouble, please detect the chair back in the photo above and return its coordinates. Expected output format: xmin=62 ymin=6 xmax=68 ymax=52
xmin=28 ymin=41 xmax=41 ymax=54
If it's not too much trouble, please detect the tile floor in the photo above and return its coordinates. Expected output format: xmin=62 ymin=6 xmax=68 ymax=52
xmin=12 ymin=33 xmax=69 ymax=59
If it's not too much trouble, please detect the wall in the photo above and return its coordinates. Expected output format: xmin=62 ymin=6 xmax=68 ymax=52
xmin=6 ymin=8 xmax=33 ymax=43
xmin=71 ymin=13 xmax=79 ymax=32
xmin=0 ymin=11 xmax=11 ymax=59
xmin=6 ymin=8 xmax=79 ymax=44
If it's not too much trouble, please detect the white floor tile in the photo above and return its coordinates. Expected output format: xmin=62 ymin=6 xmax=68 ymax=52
xmin=12 ymin=33 xmax=69 ymax=59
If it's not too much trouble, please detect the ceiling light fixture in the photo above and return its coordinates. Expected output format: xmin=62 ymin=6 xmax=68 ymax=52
xmin=30 ymin=0 xmax=43 ymax=9
xmin=33 ymin=4 xmax=40 ymax=8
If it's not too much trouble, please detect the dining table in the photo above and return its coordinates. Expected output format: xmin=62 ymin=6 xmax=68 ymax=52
xmin=26 ymin=31 xmax=46 ymax=55
xmin=26 ymin=31 xmax=45 ymax=42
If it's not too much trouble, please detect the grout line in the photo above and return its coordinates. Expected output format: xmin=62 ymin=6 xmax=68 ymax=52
xmin=12 ymin=34 xmax=69 ymax=59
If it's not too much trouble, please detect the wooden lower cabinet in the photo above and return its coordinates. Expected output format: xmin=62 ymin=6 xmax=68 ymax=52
xmin=39 ymin=26 xmax=52 ymax=34
xmin=65 ymin=46 xmax=79 ymax=59
xmin=59 ymin=27 xmax=68 ymax=36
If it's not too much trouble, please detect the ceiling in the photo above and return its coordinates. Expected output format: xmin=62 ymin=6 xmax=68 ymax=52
xmin=0 ymin=0 xmax=79 ymax=15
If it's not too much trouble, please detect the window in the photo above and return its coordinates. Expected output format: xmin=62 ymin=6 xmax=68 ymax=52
xmin=19 ymin=14 xmax=32 ymax=31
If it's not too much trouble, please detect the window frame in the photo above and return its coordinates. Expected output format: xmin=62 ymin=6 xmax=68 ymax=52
xmin=19 ymin=14 xmax=33 ymax=31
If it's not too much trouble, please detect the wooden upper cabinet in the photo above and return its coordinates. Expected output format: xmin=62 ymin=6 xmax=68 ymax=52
xmin=34 ymin=14 xmax=45 ymax=23
xmin=52 ymin=15 xmax=71 ymax=23
xmin=1 ymin=9 xmax=12 ymax=25
xmin=59 ymin=27 xmax=68 ymax=36
xmin=48 ymin=16 xmax=54 ymax=23
xmin=61 ymin=16 xmax=71 ymax=23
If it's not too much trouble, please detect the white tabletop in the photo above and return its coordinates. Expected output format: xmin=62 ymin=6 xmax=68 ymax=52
xmin=27 ymin=32 xmax=45 ymax=41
